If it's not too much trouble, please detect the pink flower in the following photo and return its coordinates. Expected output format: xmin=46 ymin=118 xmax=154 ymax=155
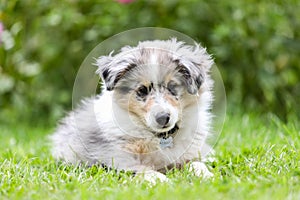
xmin=117 ymin=0 xmax=135 ymax=4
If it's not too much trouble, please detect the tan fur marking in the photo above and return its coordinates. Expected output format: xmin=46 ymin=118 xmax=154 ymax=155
xmin=128 ymin=95 xmax=144 ymax=116
xmin=164 ymin=73 xmax=174 ymax=84
xmin=164 ymin=93 xmax=179 ymax=108
xmin=123 ymin=139 xmax=159 ymax=154
xmin=144 ymin=97 xmax=155 ymax=113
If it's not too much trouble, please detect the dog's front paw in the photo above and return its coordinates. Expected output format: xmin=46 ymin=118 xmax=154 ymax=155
xmin=138 ymin=170 xmax=168 ymax=184
xmin=188 ymin=161 xmax=213 ymax=179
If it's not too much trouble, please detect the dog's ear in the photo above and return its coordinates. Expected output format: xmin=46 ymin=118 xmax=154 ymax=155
xmin=174 ymin=43 xmax=213 ymax=95
xmin=95 ymin=52 xmax=136 ymax=91
xmin=95 ymin=54 xmax=117 ymax=91
xmin=175 ymin=60 xmax=203 ymax=95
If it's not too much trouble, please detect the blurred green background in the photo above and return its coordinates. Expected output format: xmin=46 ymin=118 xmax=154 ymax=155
xmin=0 ymin=0 xmax=299 ymax=125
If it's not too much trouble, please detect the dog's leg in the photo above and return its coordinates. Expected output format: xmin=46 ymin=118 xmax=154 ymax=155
xmin=130 ymin=165 xmax=168 ymax=184
xmin=138 ymin=170 xmax=168 ymax=184
xmin=188 ymin=161 xmax=213 ymax=179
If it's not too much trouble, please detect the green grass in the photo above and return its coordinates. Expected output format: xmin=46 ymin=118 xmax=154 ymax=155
xmin=0 ymin=113 xmax=299 ymax=200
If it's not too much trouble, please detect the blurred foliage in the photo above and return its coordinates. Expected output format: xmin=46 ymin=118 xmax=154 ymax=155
xmin=0 ymin=0 xmax=299 ymax=124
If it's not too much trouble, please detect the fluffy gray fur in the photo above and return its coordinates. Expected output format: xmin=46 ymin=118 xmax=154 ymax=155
xmin=50 ymin=39 xmax=215 ymax=182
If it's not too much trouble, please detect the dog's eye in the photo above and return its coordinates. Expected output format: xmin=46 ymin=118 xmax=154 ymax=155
xmin=167 ymin=81 xmax=178 ymax=96
xmin=136 ymin=85 xmax=149 ymax=97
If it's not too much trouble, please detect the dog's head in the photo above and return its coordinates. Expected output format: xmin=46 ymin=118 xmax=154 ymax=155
xmin=96 ymin=39 xmax=213 ymax=134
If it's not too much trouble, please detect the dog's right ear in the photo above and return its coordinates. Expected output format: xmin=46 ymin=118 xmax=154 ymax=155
xmin=95 ymin=52 xmax=137 ymax=91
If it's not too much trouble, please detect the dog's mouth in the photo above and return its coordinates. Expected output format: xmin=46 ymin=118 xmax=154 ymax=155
xmin=155 ymin=124 xmax=179 ymax=139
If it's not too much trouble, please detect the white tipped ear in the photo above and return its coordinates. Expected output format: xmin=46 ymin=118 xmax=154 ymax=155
xmin=95 ymin=50 xmax=137 ymax=91
xmin=191 ymin=43 xmax=214 ymax=71
xmin=173 ymin=43 xmax=213 ymax=95
xmin=175 ymin=60 xmax=202 ymax=95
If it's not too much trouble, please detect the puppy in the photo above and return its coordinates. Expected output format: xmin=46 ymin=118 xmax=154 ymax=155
xmin=50 ymin=38 xmax=214 ymax=183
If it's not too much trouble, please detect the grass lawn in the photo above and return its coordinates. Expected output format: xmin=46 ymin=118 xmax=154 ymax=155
xmin=0 ymin=112 xmax=299 ymax=200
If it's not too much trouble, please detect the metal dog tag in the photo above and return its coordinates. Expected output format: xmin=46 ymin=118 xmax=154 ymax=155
xmin=160 ymin=137 xmax=173 ymax=149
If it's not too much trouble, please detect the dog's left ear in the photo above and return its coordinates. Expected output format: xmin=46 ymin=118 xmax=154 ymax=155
xmin=174 ymin=43 xmax=213 ymax=95
xmin=95 ymin=51 xmax=136 ymax=91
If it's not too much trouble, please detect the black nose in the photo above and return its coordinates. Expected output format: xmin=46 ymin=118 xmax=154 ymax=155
xmin=155 ymin=112 xmax=170 ymax=127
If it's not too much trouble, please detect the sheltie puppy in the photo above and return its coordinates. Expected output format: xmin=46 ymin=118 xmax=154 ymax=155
xmin=50 ymin=39 xmax=214 ymax=183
